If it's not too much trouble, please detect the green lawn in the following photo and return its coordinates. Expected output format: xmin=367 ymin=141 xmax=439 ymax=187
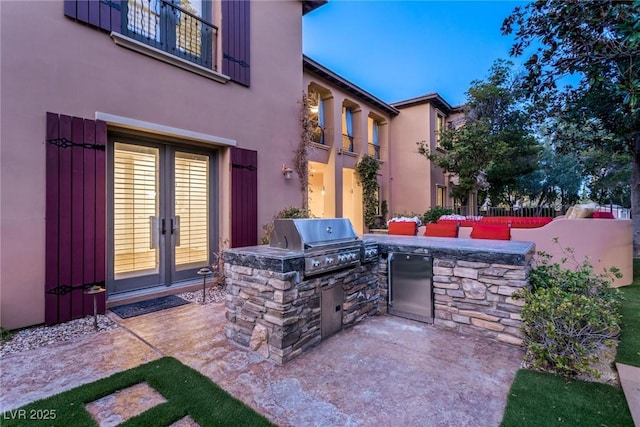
xmin=501 ymin=369 xmax=632 ymax=426
xmin=616 ymin=258 xmax=640 ymax=367
xmin=501 ymin=258 xmax=640 ymax=427
xmin=0 ymin=357 xmax=274 ymax=427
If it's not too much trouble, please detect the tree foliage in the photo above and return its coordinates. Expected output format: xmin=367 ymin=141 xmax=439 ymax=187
xmin=502 ymin=1 xmax=640 ymax=110
xmin=502 ymin=0 xmax=640 ymax=254
xmin=518 ymin=141 xmax=583 ymax=209
xmin=418 ymin=60 xmax=540 ymax=206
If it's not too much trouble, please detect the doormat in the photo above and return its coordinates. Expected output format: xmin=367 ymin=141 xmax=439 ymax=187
xmin=110 ymin=295 xmax=190 ymax=319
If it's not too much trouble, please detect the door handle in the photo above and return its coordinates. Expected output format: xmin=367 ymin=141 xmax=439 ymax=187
xmin=150 ymin=216 xmax=160 ymax=249
xmin=172 ymin=216 xmax=181 ymax=246
xmin=387 ymin=253 xmax=394 ymax=306
xmin=161 ymin=218 xmax=167 ymax=235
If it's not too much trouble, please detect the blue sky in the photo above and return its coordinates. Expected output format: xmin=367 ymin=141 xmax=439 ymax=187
xmin=303 ymin=1 xmax=526 ymax=106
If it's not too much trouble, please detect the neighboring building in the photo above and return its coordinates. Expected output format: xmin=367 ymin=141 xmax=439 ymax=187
xmin=303 ymin=56 xmax=399 ymax=233
xmin=390 ymin=94 xmax=465 ymax=215
xmin=303 ymin=59 xmax=464 ymax=229
xmin=0 ymin=0 xmax=460 ymax=330
xmin=0 ymin=0 xmax=325 ymax=329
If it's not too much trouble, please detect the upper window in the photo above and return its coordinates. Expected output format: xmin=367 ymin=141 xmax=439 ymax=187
xmin=342 ymin=107 xmax=354 ymax=152
xmin=367 ymin=117 xmax=380 ymax=159
xmin=308 ymin=90 xmax=325 ymax=144
xmin=436 ymin=185 xmax=446 ymax=207
xmin=122 ymin=0 xmax=214 ymax=69
xmin=436 ymin=112 xmax=445 ymax=149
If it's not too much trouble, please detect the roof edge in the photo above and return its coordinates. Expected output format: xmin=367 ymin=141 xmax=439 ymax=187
xmin=302 ymin=0 xmax=328 ymax=15
xmin=391 ymin=93 xmax=455 ymax=113
xmin=303 ymin=55 xmax=400 ymax=116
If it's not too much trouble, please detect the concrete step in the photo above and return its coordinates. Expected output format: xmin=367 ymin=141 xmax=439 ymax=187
xmin=617 ymin=363 xmax=640 ymax=426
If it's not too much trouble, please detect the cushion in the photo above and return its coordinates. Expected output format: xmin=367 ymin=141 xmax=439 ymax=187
xmin=481 ymin=217 xmax=512 ymax=225
xmin=388 ymin=221 xmax=417 ymax=236
xmin=470 ymin=223 xmax=511 ymax=240
xmin=564 ymin=206 xmax=574 ymax=219
xmin=424 ymin=222 xmax=459 ymax=238
xmin=569 ymin=203 xmax=597 ymax=219
xmin=510 ymin=217 xmax=553 ymax=228
xmin=593 ymin=211 xmax=615 ymax=219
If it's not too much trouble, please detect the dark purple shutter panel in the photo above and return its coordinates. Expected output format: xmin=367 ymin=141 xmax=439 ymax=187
xmin=222 ymin=0 xmax=251 ymax=86
xmin=64 ymin=0 xmax=121 ymax=33
xmin=231 ymin=147 xmax=257 ymax=247
xmin=45 ymin=113 xmax=107 ymax=325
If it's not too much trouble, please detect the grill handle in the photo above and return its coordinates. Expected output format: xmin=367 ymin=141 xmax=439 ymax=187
xmin=388 ymin=253 xmax=394 ymax=306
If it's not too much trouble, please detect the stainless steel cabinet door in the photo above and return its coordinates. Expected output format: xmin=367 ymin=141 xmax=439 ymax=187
xmin=388 ymin=253 xmax=433 ymax=323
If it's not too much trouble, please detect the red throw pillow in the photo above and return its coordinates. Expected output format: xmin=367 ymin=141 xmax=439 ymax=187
xmin=593 ymin=212 xmax=615 ymax=219
xmin=388 ymin=221 xmax=417 ymax=236
xmin=424 ymin=222 xmax=459 ymax=238
xmin=470 ymin=223 xmax=511 ymax=240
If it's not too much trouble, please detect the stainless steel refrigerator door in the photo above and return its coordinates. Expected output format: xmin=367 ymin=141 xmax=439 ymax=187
xmin=388 ymin=253 xmax=433 ymax=323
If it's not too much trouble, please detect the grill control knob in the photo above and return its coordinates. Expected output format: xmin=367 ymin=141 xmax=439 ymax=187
xmin=325 ymin=257 xmax=334 ymax=264
xmin=312 ymin=260 xmax=321 ymax=268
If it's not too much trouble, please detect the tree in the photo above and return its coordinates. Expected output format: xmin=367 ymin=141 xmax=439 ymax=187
xmin=584 ymin=150 xmax=632 ymax=207
xmin=502 ymin=0 xmax=640 ymax=255
xmin=418 ymin=60 xmax=540 ymax=206
xmin=519 ymin=140 xmax=583 ymax=210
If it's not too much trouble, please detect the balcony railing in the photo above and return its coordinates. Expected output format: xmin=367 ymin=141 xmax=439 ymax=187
xmin=368 ymin=143 xmax=380 ymax=159
xmin=342 ymin=134 xmax=354 ymax=152
xmin=122 ymin=0 xmax=216 ymax=69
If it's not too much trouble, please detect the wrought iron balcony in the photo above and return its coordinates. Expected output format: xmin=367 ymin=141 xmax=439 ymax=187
xmin=342 ymin=134 xmax=354 ymax=152
xmin=368 ymin=143 xmax=380 ymax=159
xmin=122 ymin=0 xmax=216 ymax=69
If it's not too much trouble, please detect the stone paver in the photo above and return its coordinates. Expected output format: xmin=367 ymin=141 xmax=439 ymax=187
xmin=85 ymin=382 xmax=167 ymax=426
xmin=0 ymin=327 xmax=161 ymax=412
xmin=1 ymin=302 xmax=524 ymax=426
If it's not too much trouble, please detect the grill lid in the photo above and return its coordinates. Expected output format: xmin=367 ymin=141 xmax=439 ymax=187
xmin=269 ymin=218 xmax=359 ymax=251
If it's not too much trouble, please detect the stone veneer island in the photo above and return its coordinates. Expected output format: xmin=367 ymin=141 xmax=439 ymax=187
xmin=223 ymin=235 xmax=535 ymax=364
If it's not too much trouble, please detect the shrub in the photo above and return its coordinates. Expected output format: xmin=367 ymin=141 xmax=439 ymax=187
xmin=517 ymin=251 xmax=623 ymax=378
xmin=422 ymin=206 xmax=454 ymax=224
xmin=260 ymin=206 xmax=311 ymax=244
xmin=0 ymin=326 xmax=12 ymax=344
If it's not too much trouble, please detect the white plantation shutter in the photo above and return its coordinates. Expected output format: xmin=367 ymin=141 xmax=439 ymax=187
xmin=113 ymin=143 xmax=159 ymax=277
xmin=175 ymin=152 xmax=209 ymax=269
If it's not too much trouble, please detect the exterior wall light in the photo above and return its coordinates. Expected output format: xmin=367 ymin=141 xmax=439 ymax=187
xmin=282 ymin=164 xmax=293 ymax=180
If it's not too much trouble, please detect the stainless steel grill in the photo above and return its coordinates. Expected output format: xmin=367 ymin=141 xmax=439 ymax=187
xmin=270 ymin=218 xmax=363 ymax=276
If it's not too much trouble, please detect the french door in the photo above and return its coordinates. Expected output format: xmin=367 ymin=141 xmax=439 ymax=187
xmin=108 ymin=137 xmax=215 ymax=295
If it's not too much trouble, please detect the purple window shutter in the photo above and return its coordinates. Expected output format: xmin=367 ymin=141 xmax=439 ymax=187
xmin=222 ymin=0 xmax=251 ymax=86
xmin=45 ymin=113 xmax=107 ymax=325
xmin=230 ymin=147 xmax=258 ymax=247
xmin=64 ymin=0 xmax=121 ymax=33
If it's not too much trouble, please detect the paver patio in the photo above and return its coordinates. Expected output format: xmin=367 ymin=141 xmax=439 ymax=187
xmin=1 ymin=301 xmax=525 ymax=426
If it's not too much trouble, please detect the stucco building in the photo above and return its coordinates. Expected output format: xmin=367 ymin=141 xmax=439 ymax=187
xmin=1 ymin=0 xmax=460 ymax=329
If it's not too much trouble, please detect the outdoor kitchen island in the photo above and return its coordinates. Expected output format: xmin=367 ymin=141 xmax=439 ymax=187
xmin=223 ymin=231 xmax=535 ymax=364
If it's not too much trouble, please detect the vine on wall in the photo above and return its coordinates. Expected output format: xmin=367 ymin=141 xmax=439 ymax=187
xmin=295 ymin=92 xmax=314 ymax=211
xmin=355 ymin=155 xmax=381 ymax=230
